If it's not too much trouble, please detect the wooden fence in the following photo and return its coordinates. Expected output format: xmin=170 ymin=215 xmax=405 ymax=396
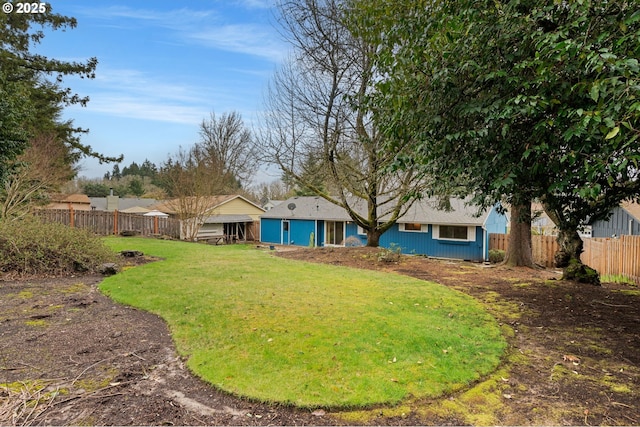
xmin=489 ymin=234 xmax=559 ymax=268
xmin=582 ymin=235 xmax=640 ymax=284
xmin=36 ymin=208 xmax=181 ymax=239
xmin=489 ymin=233 xmax=640 ymax=284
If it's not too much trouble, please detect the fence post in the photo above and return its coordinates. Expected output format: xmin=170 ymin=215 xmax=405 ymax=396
xmin=69 ymin=205 xmax=75 ymax=228
xmin=113 ymin=210 xmax=119 ymax=235
xmin=154 ymin=216 xmax=159 ymax=234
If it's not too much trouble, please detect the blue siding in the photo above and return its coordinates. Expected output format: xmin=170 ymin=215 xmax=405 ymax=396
xmin=260 ymin=218 xmax=282 ymax=244
xmin=288 ymin=219 xmax=316 ymax=246
xmin=592 ymin=207 xmax=640 ymax=237
xmin=346 ymin=224 xmax=486 ymax=261
xmin=261 ymin=218 xmax=319 ymax=246
xmin=485 ymin=207 xmax=508 ymax=234
xmin=316 ymin=220 xmax=325 ymax=247
xmin=382 ymin=225 xmax=485 ymax=261
xmin=261 ymin=206 xmax=507 ymax=261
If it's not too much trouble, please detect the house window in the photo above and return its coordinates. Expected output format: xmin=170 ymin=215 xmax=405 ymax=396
xmin=439 ymin=225 xmax=468 ymax=240
xmin=282 ymin=220 xmax=289 ymax=232
xmin=326 ymin=221 xmax=345 ymax=245
xmin=434 ymin=225 xmax=475 ymax=241
xmin=400 ymin=223 xmax=426 ymax=232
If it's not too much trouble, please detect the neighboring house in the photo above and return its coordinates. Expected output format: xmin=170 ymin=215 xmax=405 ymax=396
xmin=151 ymin=195 xmax=266 ymax=242
xmin=120 ymin=206 xmax=152 ymax=214
xmin=591 ymin=201 xmax=640 ymax=238
xmin=260 ymin=196 xmax=507 ymax=262
xmin=89 ymin=197 xmax=159 ymax=212
xmin=531 ymin=203 xmax=558 ymax=236
xmin=46 ymin=194 xmax=92 ymax=211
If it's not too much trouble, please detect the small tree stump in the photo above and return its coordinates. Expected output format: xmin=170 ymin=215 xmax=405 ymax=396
xmin=99 ymin=263 xmax=121 ymax=276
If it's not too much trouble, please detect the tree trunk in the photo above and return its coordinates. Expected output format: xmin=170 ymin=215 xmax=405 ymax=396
xmin=504 ymin=202 xmax=534 ymax=267
xmin=366 ymin=229 xmax=382 ymax=247
xmin=554 ymin=228 xmax=584 ymax=268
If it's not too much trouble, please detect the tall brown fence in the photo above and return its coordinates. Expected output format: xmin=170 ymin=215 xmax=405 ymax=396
xmin=36 ymin=208 xmax=181 ymax=239
xmin=489 ymin=234 xmax=558 ymax=268
xmin=582 ymin=235 xmax=640 ymax=284
xmin=490 ymin=233 xmax=640 ymax=284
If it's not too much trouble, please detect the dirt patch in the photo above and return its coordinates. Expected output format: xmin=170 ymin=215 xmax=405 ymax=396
xmin=1 ymin=246 xmax=639 ymax=425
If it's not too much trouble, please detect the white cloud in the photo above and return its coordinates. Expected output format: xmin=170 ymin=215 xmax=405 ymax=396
xmin=76 ymin=5 xmax=285 ymax=61
xmin=235 ymin=0 xmax=274 ymax=10
xmin=82 ymin=95 xmax=205 ymax=124
xmin=188 ymin=25 xmax=285 ymax=61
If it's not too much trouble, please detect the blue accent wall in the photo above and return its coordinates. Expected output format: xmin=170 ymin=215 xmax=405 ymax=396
xmin=260 ymin=218 xmax=282 ymax=244
xmin=316 ymin=220 xmax=325 ymax=247
xmin=485 ymin=206 xmax=508 ymax=234
xmin=376 ymin=224 xmax=485 ymax=261
xmin=289 ymin=219 xmax=316 ymax=246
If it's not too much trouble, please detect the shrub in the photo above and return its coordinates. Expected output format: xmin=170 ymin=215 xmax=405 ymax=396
xmin=0 ymin=215 xmax=117 ymax=277
xmin=377 ymin=243 xmax=401 ymax=262
xmin=344 ymin=236 xmax=364 ymax=247
xmin=488 ymin=249 xmax=505 ymax=264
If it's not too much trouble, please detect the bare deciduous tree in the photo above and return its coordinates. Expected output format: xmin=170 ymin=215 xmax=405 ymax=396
xmin=199 ymin=111 xmax=259 ymax=188
xmin=0 ymin=133 xmax=76 ymax=220
xmin=158 ymin=111 xmax=258 ymax=240
xmin=259 ymin=0 xmax=430 ymax=246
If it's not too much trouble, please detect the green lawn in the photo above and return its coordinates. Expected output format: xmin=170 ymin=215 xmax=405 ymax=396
xmin=101 ymin=237 xmax=506 ymax=408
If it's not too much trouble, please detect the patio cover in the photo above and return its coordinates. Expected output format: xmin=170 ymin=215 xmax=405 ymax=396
xmin=203 ymin=214 xmax=253 ymax=224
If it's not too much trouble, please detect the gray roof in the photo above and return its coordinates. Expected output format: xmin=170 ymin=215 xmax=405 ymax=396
xmin=261 ymin=195 xmax=490 ymax=226
xmin=398 ymin=197 xmax=488 ymax=225
xmin=261 ymin=196 xmax=352 ymax=221
xmin=203 ymin=214 xmax=253 ymax=224
xmin=90 ymin=197 xmax=158 ymax=211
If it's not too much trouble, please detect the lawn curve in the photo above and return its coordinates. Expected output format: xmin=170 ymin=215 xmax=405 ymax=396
xmin=101 ymin=237 xmax=506 ymax=408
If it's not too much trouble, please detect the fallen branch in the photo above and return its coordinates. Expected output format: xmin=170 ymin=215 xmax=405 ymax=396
xmin=590 ymin=300 xmax=632 ymax=308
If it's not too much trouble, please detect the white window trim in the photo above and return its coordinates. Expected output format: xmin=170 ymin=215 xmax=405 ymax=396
xmin=399 ymin=223 xmax=428 ymax=233
xmin=357 ymin=225 xmax=366 ymax=235
xmin=433 ymin=224 xmax=476 ymax=242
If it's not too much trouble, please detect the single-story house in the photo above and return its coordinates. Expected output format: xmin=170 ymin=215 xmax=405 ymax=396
xmin=260 ymin=196 xmax=507 ymax=262
xmin=47 ymin=194 xmax=92 ymax=211
xmin=591 ymin=201 xmax=640 ymax=238
xmin=150 ymin=195 xmax=266 ymax=242
xmin=89 ymin=197 xmax=159 ymax=212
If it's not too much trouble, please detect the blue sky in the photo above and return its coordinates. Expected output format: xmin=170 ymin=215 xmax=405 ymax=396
xmin=36 ymin=0 xmax=286 ymax=181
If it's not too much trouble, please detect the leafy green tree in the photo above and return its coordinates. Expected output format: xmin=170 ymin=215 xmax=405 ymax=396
xmin=0 ymin=6 xmax=122 ymax=189
xmin=128 ymin=177 xmax=145 ymax=197
xmin=354 ymin=0 xmax=640 ymax=271
xmin=0 ymin=77 xmax=29 ymax=183
xmin=122 ymin=161 xmax=140 ymax=177
xmin=139 ymin=159 xmax=158 ymax=178
xmin=82 ymin=182 xmax=111 ymax=198
xmin=110 ymin=164 xmax=122 ymax=180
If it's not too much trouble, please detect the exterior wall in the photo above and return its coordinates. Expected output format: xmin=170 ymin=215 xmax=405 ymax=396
xmin=375 ymin=224 xmax=485 ymax=261
xmin=260 ymin=206 xmax=507 ymax=262
xmin=592 ymin=207 xmax=640 ymax=237
xmin=260 ymin=218 xmax=283 ymax=244
xmin=485 ymin=207 xmax=508 ymax=235
xmin=197 ymin=223 xmax=223 ymax=239
xmin=316 ymin=220 xmax=325 ymax=247
xmin=288 ymin=219 xmax=316 ymax=246
xmin=260 ymin=218 xmax=317 ymax=246
xmin=47 ymin=202 xmax=91 ymax=211
xmin=211 ymin=198 xmax=264 ymax=221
